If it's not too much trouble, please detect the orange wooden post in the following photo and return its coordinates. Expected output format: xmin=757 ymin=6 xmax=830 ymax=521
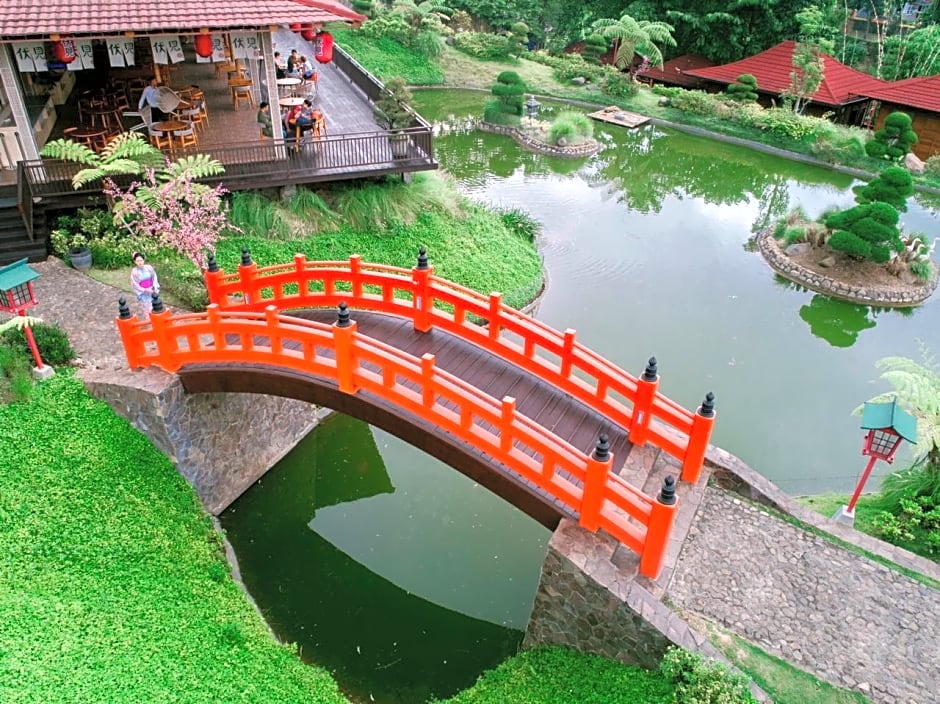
xmin=639 ymin=475 xmax=678 ymax=579
xmin=681 ymin=392 xmax=716 ymax=484
xmin=332 ymin=301 xmax=359 ymax=394
xmin=204 ymin=253 xmax=226 ymax=306
xmin=421 ymin=353 xmax=436 ymax=407
xmin=560 ymin=329 xmax=576 ymax=378
xmin=488 ymin=292 xmax=502 ymax=341
xmin=265 ymin=305 xmax=283 ymax=356
xmin=293 ymin=253 xmax=308 ymax=302
xmin=629 ymin=357 xmax=660 ymax=446
xmin=349 ymin=254 xmax=362 ymax=299
xmin=412 ymin=247 xmax=433 ymax=332
xmin=115 ymin=297 xmax=142 ymax=369
xmin=500 ymin=396 xmax=516 ymax=453
xmin=237 ymin=247 xmax=258 ymax=306
xmin=148 ymin=293 xmax=176 ymax=370
xmin=579 ymin=434 xmax=613 ymax=532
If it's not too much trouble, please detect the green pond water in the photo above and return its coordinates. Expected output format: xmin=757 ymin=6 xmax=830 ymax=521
xmin=220 ymin=89 xmax=940 ymax=703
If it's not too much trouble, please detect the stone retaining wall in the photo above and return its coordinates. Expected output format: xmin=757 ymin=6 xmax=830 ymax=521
xmin=82 ymin=368 xmax=322 ymax=515
xmin=758 ymin=229 xmax=938 ymax=306
xmin=478 ymin=121 xmax=601 ymax=158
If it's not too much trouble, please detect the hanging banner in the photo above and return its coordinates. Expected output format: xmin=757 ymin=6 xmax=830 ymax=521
xmin=229 ymin=31 xmax=260 ymax=60
xmin=106 ymin=38 xmax=135 ymax=67
xmin=211 ymin=34 xmax=227 ymax=63
xmin=75 ymin=40 xmax=95 ymax=70
xmin=12 ymin=42 xmax=48 ymax=72
xmin=150 ymin=35 xmax=185 ymax=64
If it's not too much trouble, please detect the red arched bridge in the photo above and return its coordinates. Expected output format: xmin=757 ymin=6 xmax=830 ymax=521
xmin=116 ymin=248 xmax=716 ymax=580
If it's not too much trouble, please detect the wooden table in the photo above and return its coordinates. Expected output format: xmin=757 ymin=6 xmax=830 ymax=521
xmin=66 ymin=125 xmax=109 ymax=152
xmin=278 ymin=96 xmax=305 ymax=108
xmin=152 ymin=120 xmax=189 ymax=149
xmin=228 ymin=77 xmax=253 ymax=109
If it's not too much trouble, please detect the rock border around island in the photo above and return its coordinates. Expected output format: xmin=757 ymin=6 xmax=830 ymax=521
xmin=478 ymin=121 xmax=602 ymax=158
xmin=757 ymin=229 xmax=939 ymax=307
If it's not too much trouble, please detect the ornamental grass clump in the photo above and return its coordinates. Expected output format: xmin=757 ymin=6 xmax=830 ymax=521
xmin=547 ymin=111 xmax=594 ymax=146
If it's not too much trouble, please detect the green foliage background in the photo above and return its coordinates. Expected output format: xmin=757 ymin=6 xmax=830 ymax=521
xmin=0 ymin=374 xmax=346 ymax=703
xmin=332 ymin=27 xmax=443 ymax=85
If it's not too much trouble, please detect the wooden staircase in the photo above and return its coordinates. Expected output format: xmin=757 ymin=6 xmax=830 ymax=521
xmin=0 ymin=185 xmax=47 ymax=266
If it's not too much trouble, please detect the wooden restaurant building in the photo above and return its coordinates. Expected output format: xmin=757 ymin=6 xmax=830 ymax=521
xmin=0 ymin=0 xmax=438 ymax=264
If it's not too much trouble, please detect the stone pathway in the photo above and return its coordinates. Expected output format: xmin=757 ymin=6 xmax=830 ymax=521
xmin=668 ymin=488 xmax=940 ymax=704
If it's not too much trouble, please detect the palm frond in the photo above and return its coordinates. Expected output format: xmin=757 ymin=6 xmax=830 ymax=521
xmin=40 ymin=139 xmax=100 ymax=166
xmin=99 ymin=132 xmax=162 ymax=163
xmin=162 ymin=154 xmax=225 ymax=181
xmin=72 ymin=168 xmax=108 ymax=190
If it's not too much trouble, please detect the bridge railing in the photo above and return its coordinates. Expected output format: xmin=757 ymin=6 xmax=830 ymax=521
xmin=116 ymin=300 xmax=679 ymax=579
xmin=204 ymin=251 xmax=716 ymax=483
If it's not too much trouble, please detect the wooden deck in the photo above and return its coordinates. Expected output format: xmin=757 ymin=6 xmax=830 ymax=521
xmin=182 ymin=308 xmax=635 ymax=525
xmin=588 ymin=106 xmax=651 ymax=129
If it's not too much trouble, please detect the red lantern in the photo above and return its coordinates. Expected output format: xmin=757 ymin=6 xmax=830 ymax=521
xmin=52 ymin=39 xmax=77 ymax=64
xmin=194 ymin=34 xmax=214 ymax=58
xmin=314 ymin=32 xmax=334 ymax=64
xmin=301 ymin=24 xmax=316 ymax=41
xmin=289 ymin=23 xmax=302 ymax=33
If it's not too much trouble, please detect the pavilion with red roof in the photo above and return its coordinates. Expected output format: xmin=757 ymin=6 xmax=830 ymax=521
xmin=684 ymin=40 xmax=889 ymax=125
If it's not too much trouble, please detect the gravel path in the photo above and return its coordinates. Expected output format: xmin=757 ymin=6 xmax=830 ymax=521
xmin=669 ymin=488 xmax=940 ymax=704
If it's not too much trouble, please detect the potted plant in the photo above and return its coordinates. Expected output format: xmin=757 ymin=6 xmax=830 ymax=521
xmin=373 ymin=77 xmax=415 ymax=159
xmin=49 ymin=227 xmax=92 ymax=271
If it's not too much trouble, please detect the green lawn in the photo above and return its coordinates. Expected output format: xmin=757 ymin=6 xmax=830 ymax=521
xmin=0 ymin=374 xmax=347 ymax=703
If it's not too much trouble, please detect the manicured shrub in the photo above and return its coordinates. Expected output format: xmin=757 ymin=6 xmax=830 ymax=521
xmin=453 ymin=31 xmax=511 ymax=59
xmin=0 ymin=321 xmax=75 ymax=367
xmin=491 ymin=71 xmax=526 ymax=116
xmin=583 ymin=34 xmax=607 ymax=64
xmin=659 ymin=646 xmax=758 ymax=703
xmin=865 ymin=111 xmax=918 ymax=160
xmin=726 ymin=73 xmax=759 ymax=102
xmin=825 ymin=201 xmax=901 ymax=262
xmin=852 ymin=166 xmax=914 ymax=211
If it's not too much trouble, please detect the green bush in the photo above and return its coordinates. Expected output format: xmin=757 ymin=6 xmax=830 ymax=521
xmin=784 ymin=226 xmax=806 ymax=246
xmin=547 ymin=111 xmax=594 ymax=145
xmin=583 ymin=34 xmax=607 ymax=64
xmin=0 ymin=342 xmax=33 ymax=403
xmin=453 ymin=31 xmax=511 ymax=60
xmin=726 ymin=74 xmax=759 ymax=102
xmin=483 ymin=98 xmax=516 ymax=125
xmin=865 ymin=111 xmax=918 ymax=161
xmin=659 ymin=646 xmax=757 ymax=703
xmin=601 ymin=69 xmax=639 ymax=99
xmin=153 ymin=254 xmax=210 ymax=311
xmin=549 ymin=53 xmax=604 ymax=83
xmin=911 ymin=259 xmax=933 ymax=281
xmin=0 ymin=321 xmax=75 ymax=367
xmin=925 ymin=155 xmax=940 ymax=175
xmin=498 ymin=207 xmax=539 ymax=242
xmin=852 ymin=166 xmax=914 ymax=211
xmin=491 ymin=71 xmax=526 ymax=116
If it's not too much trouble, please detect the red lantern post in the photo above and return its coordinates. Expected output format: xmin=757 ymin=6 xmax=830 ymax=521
xmin=0 ymin=258 xmax=53 ymax=378
xmin=834 ymin=400 xmax=918 ymax=525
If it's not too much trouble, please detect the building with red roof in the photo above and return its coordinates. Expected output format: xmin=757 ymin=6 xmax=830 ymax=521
xmin=852 ymin=75 xmax=940 ymax=160
xmin=638 ymin=54 xmax=714 ymax=89
xmin=684 ymin=40 xmax=889 ymax=125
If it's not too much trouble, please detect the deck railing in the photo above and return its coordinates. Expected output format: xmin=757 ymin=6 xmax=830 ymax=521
xmin=204 ymin=252 xmax=717 ymax=484
xmin=117 ymin=300 xmax=679 ymax=579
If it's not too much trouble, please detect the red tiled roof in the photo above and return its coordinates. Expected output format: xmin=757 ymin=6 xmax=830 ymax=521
xmin=0 ymin=0 xmax=364 ymax=39
xmin=640 ymin=54 xmax=714 ymax=88
xmin=852 ymin=74 xmax=940 ymax=113
xmin=684 ymin=40 xmax=888 ymax=106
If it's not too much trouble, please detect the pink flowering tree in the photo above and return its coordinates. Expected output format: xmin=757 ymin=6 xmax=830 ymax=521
xmin=104 ymin=156 xmax=235 ymax=269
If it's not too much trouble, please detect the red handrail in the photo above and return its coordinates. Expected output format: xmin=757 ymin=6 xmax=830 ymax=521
xmin=204 ymin=254 xmax=715 ymax=482
xmin=117 ymin=303 xmax=678 ymax=579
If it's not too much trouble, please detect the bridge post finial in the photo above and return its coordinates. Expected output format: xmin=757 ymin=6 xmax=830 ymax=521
xmin=118 ymin=297 xmax=132 ymax=320
xmin=699 ymin=391 xmax=716 ymax=418
xmin=657 ymin=475 xmax=677 ymax=506
xmin=642 ymin=356 xmax=658 ymax=381
xmin=336 ymin=301 xmax=351 ymax=328
xmin=206 ymin=253 xmax=219 ymax=273
xmin=416 ymin=246 xmax=429 ymax=270
xmin=151 ymin=290 xmax=165 ymax=314
xmin=593 ymin=433 xmax=610 ymax=462
xmin=240 ymin=247 xmax=253 ymax=266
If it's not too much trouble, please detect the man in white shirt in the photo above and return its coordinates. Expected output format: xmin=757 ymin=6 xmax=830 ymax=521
xmin=138 ymin=78 xmax=168 ymax=122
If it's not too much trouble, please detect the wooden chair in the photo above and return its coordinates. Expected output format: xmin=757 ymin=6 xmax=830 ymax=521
xmin=148 ymin=125 xmax=171 ymax=150
xmin=173 ymin=123 xmax=198 ymax=150
xmin=232 ymin=85 xmax=254 ymax=111
xmin=180 ymin=103 xmax=205 ymax=133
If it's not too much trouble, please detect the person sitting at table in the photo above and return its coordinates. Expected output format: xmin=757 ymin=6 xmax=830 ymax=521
xmin=257 ymin=101 xmax=274 ymax=138
xmin=138 ymin=77 xmax=168 ymax=122
xmin=297 ymin=56 xmax=317 ymax=81
xmin=286 ymin=49 xmax=301 ymax=77
xmin=274 ymin=52 xmax=287 ymax=79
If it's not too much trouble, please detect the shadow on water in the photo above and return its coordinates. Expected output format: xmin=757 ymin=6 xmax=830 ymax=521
xmin=220 ymin=414 xmax=527 ymax=704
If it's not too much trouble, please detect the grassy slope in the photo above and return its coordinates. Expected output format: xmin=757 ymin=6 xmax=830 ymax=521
xmin=0 ymin=374 xmax=346 ymax=703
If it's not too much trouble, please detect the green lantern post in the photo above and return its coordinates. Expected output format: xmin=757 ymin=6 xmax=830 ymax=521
xmin=0 ymin=258 xmax=54 ymax=380
xmin=834 ymin=400 xmax=917 ymax=526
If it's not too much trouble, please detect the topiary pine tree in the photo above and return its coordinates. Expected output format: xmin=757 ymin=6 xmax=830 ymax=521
xmin=583 ymin=34 xmax=608 ymax=65
xmin=865 ymin=111 xmax=919 ymax=161
xmin=824 ymin=201 xmax=903 ymax=263
xmin=726 ymin=74 xmax=759 ymax=102
xmin=852 ymin=166 xmax=914 ymax=212
xmin=491 ymin=71 xmax=526 ymax=116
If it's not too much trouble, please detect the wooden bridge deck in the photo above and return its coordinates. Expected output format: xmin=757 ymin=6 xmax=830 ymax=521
xmin=289 ymin=309 xmax=634 ymax=513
